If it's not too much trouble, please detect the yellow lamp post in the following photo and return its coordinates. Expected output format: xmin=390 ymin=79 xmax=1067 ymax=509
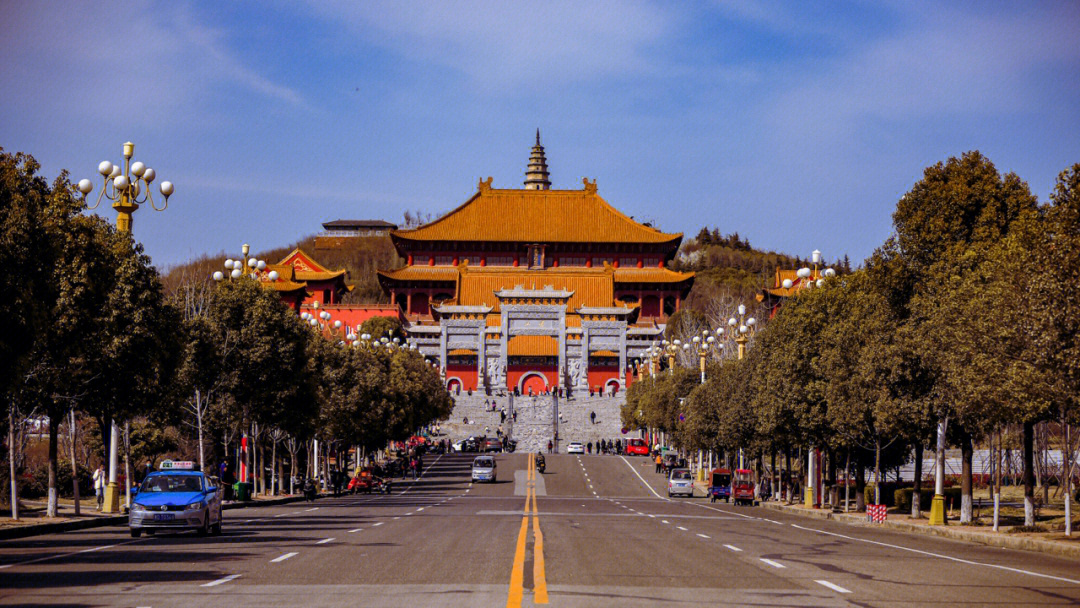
xmin=77 ymin=142 xmax=174 ymax=514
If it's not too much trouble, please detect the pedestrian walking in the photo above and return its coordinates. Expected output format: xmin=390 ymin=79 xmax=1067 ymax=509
xmin=513 ymin=410 xmax=517 ymax=422
xmin=587 ymin=441 xmax=593 ymax=454
xmin=92 ymin=464 xmax=106 ymax=510
xmin=547 ymin=440 xmax=553 ymax=454
xmin=590 ymin=411 xmax=596 ymax=425
xmin=654 ymin=453 xmax=663 ymax=474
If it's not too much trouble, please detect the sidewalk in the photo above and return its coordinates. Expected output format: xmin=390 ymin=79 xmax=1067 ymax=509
xmin=0 ymin=493 xmax=324 ymax=541
xmin=690 ymin=479 xmax=1080 ymax=559
xmin=758 ymin=499 xmax=1080 ymax=560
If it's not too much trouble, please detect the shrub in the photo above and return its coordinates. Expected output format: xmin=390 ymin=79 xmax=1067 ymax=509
xmin=864 ymin=482 xmax=909 ymax=507
xmin=24 ymin=461 xmax=93 ymax=499
xmin=894 ymin=487 xmax=963 ymax=511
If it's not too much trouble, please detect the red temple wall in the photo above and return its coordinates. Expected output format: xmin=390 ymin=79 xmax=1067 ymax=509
xmin=507 ymin=365 xmax=557 ymax=392
xmin=445 ymin=366 xmax=478 ymax=392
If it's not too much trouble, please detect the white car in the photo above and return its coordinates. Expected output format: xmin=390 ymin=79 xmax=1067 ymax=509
xmin=667 ymin=468 xmax=694 ymax=498
xmin=472 ymin=456 xmax=497 ymax=482
xmin=566 ymin=441 xmax=584 ymax=454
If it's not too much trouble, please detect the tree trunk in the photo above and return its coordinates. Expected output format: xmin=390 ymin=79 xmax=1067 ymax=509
xmin=993 ymin=429 xmax=1002 ymax=532
xmin=195 ymin=389 xmax=205 ymax=471
xmin=784 ymin=448 xmax=792 ymax=504
xmin=855 ymin=458 xmax=866 ymax=512
xmin=123 ymin=421 xmax=131 ymax=509
xmin=68 ymin=410 xmax=80 ymax=516
xmin=844 ymin=449 xmax=851 ymax=513
xmin=960 ymin=429 xmax=973 ymax=524
xmin=8 ymin=404 xmax=18 ymax=520
xmin=1064 ymin=421 xmax=1072 ymax=537
xmin=874 ymin=437 xmax=882 ymax=505
xmin=912 ymin=443 xmax=923 ymax=518
xmin=47 ymin=416 xmax=59 ymax=518
xmin=1024 ymin=420 xmax=1035 ymax=527
xmin=1041 ymin=422 xmax=1049 ymax=506
xmin=271 ymin=440 xmax=277 ymax=496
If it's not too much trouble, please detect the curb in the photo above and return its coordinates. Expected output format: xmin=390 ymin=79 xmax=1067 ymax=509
xmin=757 ymin=501 xmax=1080 ymax=560
xmin=0 ymin=494 xmax=325 ymax=541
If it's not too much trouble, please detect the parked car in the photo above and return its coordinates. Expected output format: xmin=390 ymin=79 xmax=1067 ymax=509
xmin=472 ymin=456 xmax=497 ymax=482
xmin=566 ymin=441 xmax=585 ymax=454
xmin=667 ymin=468 xmax=694 ymax=498
xmin=483 ymin=438 xmax=503 ymax=453
xmin=452 ymin=437 xmax=480 ymax=452
xmin=625 ymin=438 xmax=649 ymax=456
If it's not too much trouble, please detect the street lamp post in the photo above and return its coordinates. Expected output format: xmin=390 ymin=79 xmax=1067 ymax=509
xmin=77 ymin=142 xmax=173 ymax=515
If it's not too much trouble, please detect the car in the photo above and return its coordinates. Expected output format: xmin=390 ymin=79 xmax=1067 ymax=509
xmin=626 ymin=438 xmax=649 ymax=456
xmin=129 ymin=460 xmax=223 ymax=537
xmin=667 ymin=468 xmax=694 ymax=498
xmin=483 ymin=438 xmax=503 ymax=453
xmin=452 ymin=437 xmax=480 ymax=452
xmin=472 ymin=456 xmax=497 ymax=482
xmin=566 ymin=442 xmax=584 ymax=454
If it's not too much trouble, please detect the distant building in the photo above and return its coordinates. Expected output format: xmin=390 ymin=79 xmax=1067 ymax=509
xmin=377 ymin=132 xmax=694 ymax=395
xmin=315 ymin=219 xmax=398 ymax=250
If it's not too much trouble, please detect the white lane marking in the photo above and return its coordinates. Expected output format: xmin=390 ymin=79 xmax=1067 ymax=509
xmin=405 ymin=512 xmax=413 ymax=516
xmin=648 ymin=514 xmax=656 ymax=518
xmin=697 ymin=533 xmax=711 ymax=539
xmin=761 ymin=518 xmax=783 ymax=525
xmin=201 ymin=574 xmax=241 ymax=587
xmin=685 ymin=498 xmax=757 ymax=520
xmin=393 ymin=517 xmax=400 ymax=520
xmin=661 ymin=520 xmax=670 ymax=524
xmin=274 ymin=513 xmax=287 ymax=518
xmin=723 ymin=544 xmax=742 ymax=552
xmin=677 ymin=526 xmax=688 ymax=531
xmin=271 ymin=552 xmax=298 ymax=563
xmin=417 ymin=507 xmax=425 ymax=511
xmin=815 ymin=580 xmax=852 ymax=594
xmin=619 ymin=455 xmax=665 ymax=499
xmin=0 ymin=539 xmax=140 ymax=570
xmin=592 ymin=491 xmax=597 ymax=495
xmin=760 ymin=558 xmax=786 ymax=569
xmin=305 ymin=507 xmax=319 ymax=512
xmin=316 ymin=537 xmax=335 ymax=545
xmin=348 ymin=528 xmax=363 ymax=533
xmin=372 ymin=522 xmax=384 ymax=527
xmin=789 ymin=523 xmax=1080 ymax=585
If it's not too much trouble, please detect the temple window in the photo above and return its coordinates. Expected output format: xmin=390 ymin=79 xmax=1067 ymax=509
xmin=434 ymin=255 xmax=454 ymax=265
xmin=561 ymin=256 xmax=587 ymax=267
xmin=488 ymin=255 xmax=514 ymax=266
xmin=620 ymin=257 xmax=637 ymax=268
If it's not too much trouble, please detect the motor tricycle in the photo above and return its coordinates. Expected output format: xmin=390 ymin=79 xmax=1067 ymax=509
xmin=707 ymin=468 xmax=732 ymax=503
xmin=732 ymin=468 xmax=756 ymax=506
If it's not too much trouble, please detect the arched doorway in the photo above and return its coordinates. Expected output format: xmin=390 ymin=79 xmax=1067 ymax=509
xmin=519 ymin=372 xmax=548 ymax=395
xmin=604 ymin=379 xmax=621 ymax=396
xmin=446 ymin=378 xmax=462 ymax=394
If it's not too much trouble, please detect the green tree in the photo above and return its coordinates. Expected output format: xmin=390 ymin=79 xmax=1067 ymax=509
xmin=360 ymin=316 xmax=404 ymax=343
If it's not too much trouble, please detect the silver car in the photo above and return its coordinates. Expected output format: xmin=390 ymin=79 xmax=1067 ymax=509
xmin=667 ymin=468 xmax=694 ymax=498
xmin=472 ymin=456 xmax=497 ymax=482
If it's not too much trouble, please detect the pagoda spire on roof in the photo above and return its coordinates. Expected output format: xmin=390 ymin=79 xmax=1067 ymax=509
xmin=524 ymin=129 xmax=551 ymax=190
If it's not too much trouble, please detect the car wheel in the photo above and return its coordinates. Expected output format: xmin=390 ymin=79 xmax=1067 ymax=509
xmin=197 ymin=512 xmax=210 ymax=536
xmin=130 ymin=529 xmax=142 ymax=538
xmin=212 ymin=510 xmax=223 ymax=535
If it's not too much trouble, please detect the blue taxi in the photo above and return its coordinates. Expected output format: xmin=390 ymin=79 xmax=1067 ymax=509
xmin=129 ymin=460 xmax=224 ymax=538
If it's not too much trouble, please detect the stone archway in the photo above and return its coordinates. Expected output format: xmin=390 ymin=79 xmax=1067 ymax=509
xmin=446 ymin=377 xmax=463 ymax=394
xmin=604 ymin=379 xmax=621 ymax=396
xmin=518 ymin=372 xmax=549 ymax=395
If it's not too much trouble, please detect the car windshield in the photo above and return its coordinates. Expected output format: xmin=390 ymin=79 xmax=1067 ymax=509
xmin=629 ymin=439 xmax=644 ymax=446
xmin=474 ymin=459 xmax=493 ymax=468
xmin=141 ymin=474 xmax=202 ymax=492
xmin=672 ymin=470 xmax=691 ymax=480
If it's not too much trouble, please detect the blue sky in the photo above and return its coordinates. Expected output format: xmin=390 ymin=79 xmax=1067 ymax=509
xmin=2 ymin=1 xmax=1078 ymax=270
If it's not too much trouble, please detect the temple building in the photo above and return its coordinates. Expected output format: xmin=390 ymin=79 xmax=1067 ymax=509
xmin=378 ymin=133 xmax=694 ymax=395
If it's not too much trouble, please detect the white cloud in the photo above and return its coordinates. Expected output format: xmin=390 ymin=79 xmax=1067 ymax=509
xmin=307 ymin=0 xmax=680 ymax=90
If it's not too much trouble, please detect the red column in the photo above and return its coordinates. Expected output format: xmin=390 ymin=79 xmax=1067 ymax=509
xmin=406 ymin=292 xmax=412 ymax=315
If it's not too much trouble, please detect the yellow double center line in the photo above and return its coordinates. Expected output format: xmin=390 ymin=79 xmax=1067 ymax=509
xmin=507 ymin=453 xmax=548 ymax=607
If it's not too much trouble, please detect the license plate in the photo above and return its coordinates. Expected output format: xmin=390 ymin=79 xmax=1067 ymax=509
xmin=153 ymin=513 xmax=175 ymax=521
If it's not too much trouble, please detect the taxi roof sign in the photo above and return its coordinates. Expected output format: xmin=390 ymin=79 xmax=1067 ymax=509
xmin=159 ymin=460 xmax=196 ymax=470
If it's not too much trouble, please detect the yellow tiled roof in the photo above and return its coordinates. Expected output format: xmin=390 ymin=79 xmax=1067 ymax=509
xmin=613 ymin=268 xmax=695 ymax=284
xmin=448 ymin=348 xmax=477 ymax=356
xmin=391 ymin=184 xmax=681 ymax=244
xmin=377 ymin=267 xmax=460 ymax=282
xmin=507 ymin=335 xmax=558 ymax=357
xmin=458 ymin=269 xmax=613 ymax=312
xmin=591 ymin=350 xmax=619 ymax=357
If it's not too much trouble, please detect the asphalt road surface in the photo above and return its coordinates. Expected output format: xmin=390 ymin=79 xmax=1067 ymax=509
xmin=2 ymin=452 xmax=1079 ymax=607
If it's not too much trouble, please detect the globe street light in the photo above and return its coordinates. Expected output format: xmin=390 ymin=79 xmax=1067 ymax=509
xmin=78 ymin=142 xmax=175 ymax=515
xmin=213 ymin=244 xmax=271 ymax=283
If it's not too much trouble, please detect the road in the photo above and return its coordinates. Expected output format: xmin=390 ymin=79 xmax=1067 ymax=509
xmin=2 ymin=452 xmax=1079 ymax=607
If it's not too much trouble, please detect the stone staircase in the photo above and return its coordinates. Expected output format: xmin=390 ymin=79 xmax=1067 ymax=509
xmin=439 ymin=391 xmax=629 ymax=454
